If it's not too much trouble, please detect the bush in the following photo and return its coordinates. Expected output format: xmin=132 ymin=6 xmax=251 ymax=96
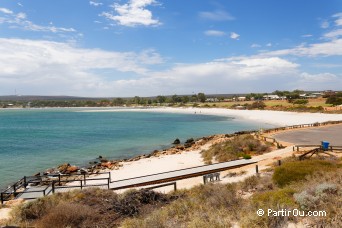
xmin=272 ymin=160 xmax=340 ymax=187
xmin=294 ymin=183 xmax=338 ymax=211
xmin=36 ymin=202 xmax=96 ymax=228
xmin=201 ymin=134 xmax=271 ymax=164
xmin=243 ymin=154 xmax=252 ymax=159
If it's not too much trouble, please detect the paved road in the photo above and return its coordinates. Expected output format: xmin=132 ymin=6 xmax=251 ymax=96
xmin=274 ymin=125 xmax=342 ymax=145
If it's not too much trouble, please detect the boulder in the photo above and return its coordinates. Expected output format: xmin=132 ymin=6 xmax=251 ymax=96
xmin=66 ymin=166 xmax=78 ymax=173
xmin=57 ymin=163 xmax=70 ymax=173
xmin=185 ymin=138 xmax=194 ymax=144
xmin=101 ymin=162 xmax=113 ymax=168
xmin=173 ymin=138 xmax=181 ymax=144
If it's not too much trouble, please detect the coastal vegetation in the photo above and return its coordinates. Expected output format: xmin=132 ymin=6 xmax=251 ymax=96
xmin=1 ymin=90 xmax=341 ymax=113
xmin=201 ymin=135 xmax=273 ymax=164
xmin=5 ymin=158 xmax=341 ymax=227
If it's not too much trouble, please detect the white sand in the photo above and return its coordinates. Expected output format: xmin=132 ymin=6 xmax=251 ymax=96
xmin=81 ymin=107 xmax=342 ymax=126
xmin=103 ymin=143 xmax=296 ymax=194
xmin=80 ymin=107 xmax=341 ymax=192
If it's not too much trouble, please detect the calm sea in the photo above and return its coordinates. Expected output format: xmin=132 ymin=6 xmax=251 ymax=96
xmin=0 ymin=108 xmax=273 ymax=189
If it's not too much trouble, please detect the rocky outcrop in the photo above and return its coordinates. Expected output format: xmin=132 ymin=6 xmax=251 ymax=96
xmin=173 ymin=138 xmax=181 ymax=144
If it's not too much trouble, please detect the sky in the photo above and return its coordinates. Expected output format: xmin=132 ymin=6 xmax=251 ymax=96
xmin=0 ymin=0 xmax=341 ymax=97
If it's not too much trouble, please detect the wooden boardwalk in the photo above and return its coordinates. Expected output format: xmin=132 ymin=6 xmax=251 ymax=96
xmin=4 ymin=159 xmax=256 ymax=202
xmin=110 ymin=159 xmax=257 ymax=190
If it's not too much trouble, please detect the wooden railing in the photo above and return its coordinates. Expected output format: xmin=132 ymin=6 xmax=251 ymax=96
xmin=1 ymin=172 xmax=111 ymax=204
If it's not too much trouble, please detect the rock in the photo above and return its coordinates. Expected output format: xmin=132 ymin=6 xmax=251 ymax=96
xmin=101 ymin=162 xmax=113 ymax=168
xmin=66 ymin=166 xmax=78 ymax=173
xmin=185 ymin=138 xmax=194 ymax=144
xmin=173 ymin=138 xmax=181 ymax=144
xmin=98 ymin=155 xmax=103 ymax=159
xmin=176 ymin=145 xmax=185 ymax=150
xmin=58 ymin=163 xmax=70 ymax=173
xmin=100 ymin=158 xmax=108 ymax=163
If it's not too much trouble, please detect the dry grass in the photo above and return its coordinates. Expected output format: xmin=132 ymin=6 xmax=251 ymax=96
xmin=201 ymin=134 xmax=272 ymax=164
xmin=8 ymin=158 xmax=342 ymax=227
xmin=10 ymin=188 xmax=177 ymax=227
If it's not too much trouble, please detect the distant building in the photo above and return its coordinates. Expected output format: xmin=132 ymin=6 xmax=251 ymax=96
xmin=237 ymin=96 xmax=246 ymax=101
xmin=205 ymin=98 xmax=219 ymax=102
xmin=263 ymin=95 xmax=281 ymax=100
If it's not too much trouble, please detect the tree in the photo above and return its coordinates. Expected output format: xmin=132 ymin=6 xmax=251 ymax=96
xmin=156 ymin=95 xmax=166 ymax=104
xmin=113 ymin=98 xmax=125 ymax=106
xmin=133 ymin=96 xmax=141 ymax=104
xmin=171 ymin=94 xmax=181 ymax=103
xmin=181 ymin=96 xmax=190 ymax=103
xmin=197 ymin=93 xmax=206 ymax=103
xmin=190 ymin=95 xmax=198 ymax=102
xmin=326 ymin=92 xmax=342 ymax=105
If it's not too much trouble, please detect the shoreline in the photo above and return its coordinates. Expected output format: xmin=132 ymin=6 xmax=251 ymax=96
xmin=1 ymin=108 xmax=341 ymax=191
xmin=78 ymin=107 xmax=342 ymax=126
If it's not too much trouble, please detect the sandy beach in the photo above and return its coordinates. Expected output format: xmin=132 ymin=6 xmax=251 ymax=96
xmin=1 ymin=108 xmax=341 ymax=222
xmin=82 ymin=107 xmax=342 ymax=126
xmin=88 ymin=108 xmax=341 ymax=193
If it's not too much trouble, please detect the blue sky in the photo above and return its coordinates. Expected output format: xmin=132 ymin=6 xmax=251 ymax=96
xmin=0 ymin=0 xmax=341 ymax=97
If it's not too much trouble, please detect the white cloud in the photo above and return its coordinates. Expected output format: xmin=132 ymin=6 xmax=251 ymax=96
xmin=324 ymin=29 xmax=342 ymax=39
xmin=298 ymin=72 xmax=341 ymax=90
xmin=333 ymin=12 xmax=342 ymax=26
xmin=0 ymin=8 xmax=13 ymax=14
xmin=0 ymin=37 xmax=306 ymax=96
xmin=251 ymin=43 xmax=261 ymax=48
xmin=264 ymin=39 xmax=342 ymax=57
xmin=0 ymin=38 xmax=165 ymax=96
xmin=266 ymin=43 xmax=272 ymax=47
xmin=204 ymin=30 xmax=226 ymax=37
xmin=199 ymin=10 xmax=235 ymax=21
xmin=0 ymin=10 xmax=76 ymax=34
xmin=321 ymin=20 xmax=329 ymax=29
xmin=18 ymin=3 xmax=23 ymax=7
xmin=300 ymin=72 xmax=337 ymax=82
xmin=90 ymin=1 xmax=103 ymax=7
xmin=100 ymin=0 xmax=161 ymax=27
xmin=301 ymin=34 xmax=313 ymax=38
xmin=230 ymin=32 xmax=240 ymax=40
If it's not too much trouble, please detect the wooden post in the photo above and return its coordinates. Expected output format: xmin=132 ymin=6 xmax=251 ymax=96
xmin=109 ymin=172 xmax=111 ymax=182
xmin=107 ymin=178 xmax=110 ymax=189
xmin=24 ymin=176 xmax=27 ymax=188
xmin=173 ymin=182 xmax=177 ymax=191
xmin=1 ymin=193 xmax=3 ymax=205
xmin=58 ymin=174 xmax=61 ymax=186
xmin=80 ymin=180 xmax=83 ymax=190
xmin=52 ymin=181 xmax=55 ymax=194
xmin=255 ymin=165 xmax=259 ymax=174
xmin=297 ymin=146 xmax=299 ymax=152
xmin=278 ymin=160 xmax=281 ymax=166
xmin=83 ymin=173 xmax=86 ymax=186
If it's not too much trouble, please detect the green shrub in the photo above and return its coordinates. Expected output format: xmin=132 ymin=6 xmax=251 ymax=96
xmin=252 ymin=188 xmax=296 ymax=207
xmin=273 ymin=160 xmax=340 ymax=187
xmin=243 ymin=154 xmax=252 ymax=159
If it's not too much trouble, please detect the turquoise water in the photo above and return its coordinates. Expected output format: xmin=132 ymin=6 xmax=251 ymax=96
xmin=0 ymin=108 xmax=273 ymax=189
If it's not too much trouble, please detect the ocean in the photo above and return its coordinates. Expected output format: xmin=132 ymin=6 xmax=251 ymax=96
xmin=0 ymin=108 xmax=273 ymax=189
